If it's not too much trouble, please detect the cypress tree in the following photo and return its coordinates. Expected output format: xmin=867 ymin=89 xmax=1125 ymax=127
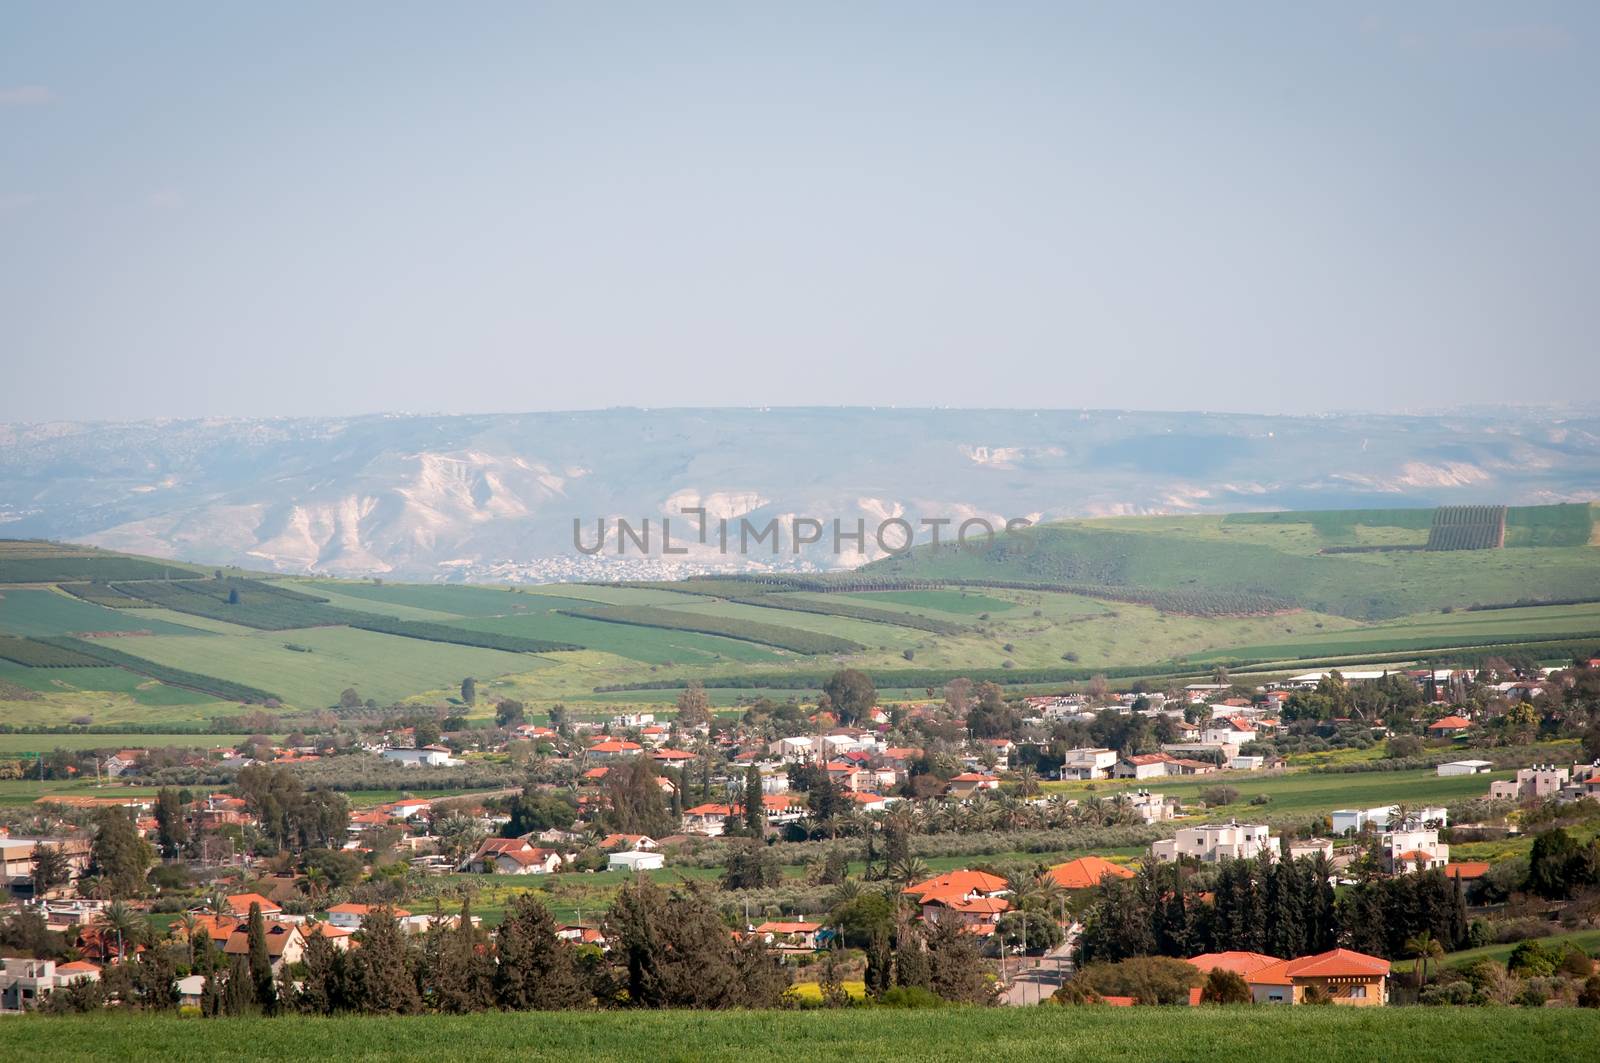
xmin=865 ymin=927 xmax=893 ymax=999
xmin=299 ymin=930 xmax=342 ymax=1014
xmin=351 ymin=906 xmax=421 ymax=1014
xmin=892 ymin=916 xmax=930 ymax=989
xmin=743 ymin=766 xmax=765 ymax=835
xmin=221 ymin=956 xmax=255 ymax=1016
xmin=246 ymin=902 xmax=277 ymax=1016
xmin=494 ymin=894 xmax=586 ymax=1010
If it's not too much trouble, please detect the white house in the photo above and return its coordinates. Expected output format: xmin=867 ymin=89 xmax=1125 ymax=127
xmin=381 ymin=745 xmax=460 ymax=768
xmin=1332 ymin=805 xmax=1448 ymax=835
xmin=1 ymin=958 xmax=100 ymax=1011
xmin=608 ymin=850 xmax=665 ymax=873
xmin=460 ymin=838 xmax=563 ymax=875
xmin=1059 ymin=747 xmax=1119 ymax=781
xmin=1152 ymin=821 xmax=1279 ymax=864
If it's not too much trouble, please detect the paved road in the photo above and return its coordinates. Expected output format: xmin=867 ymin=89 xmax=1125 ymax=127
xmin=998 ymin=938 xmax=1076 ymax=1006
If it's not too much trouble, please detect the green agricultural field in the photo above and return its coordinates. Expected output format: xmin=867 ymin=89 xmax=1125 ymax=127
xmin=99 ymin=626 xmax=551 ymax=709
xmin=1044 ymin=766 xmax=1511 ymax=817
xmin=448 ymin=612 xmax=785 ymax=666
xmin=864 ymin=505 xmax=1600 ymax=620
xmin=843 ymin=588 xmax=1022 ymax=615
xmin=1 ymin=1006 xmax=1589 ymax=1062
xmin=0 ymin=778 xmax=163 ymax=808
xmin=1181 ymin=601 xmax=1600 ymax=665
xmin=0 ymin=588 xmax=207 ymax=637
xmin=0 ymin=732 xmax=258 ymax=754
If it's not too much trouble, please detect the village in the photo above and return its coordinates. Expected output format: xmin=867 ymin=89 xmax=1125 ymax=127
xmin=4 ymin=652 xmax=1600 ymax=1015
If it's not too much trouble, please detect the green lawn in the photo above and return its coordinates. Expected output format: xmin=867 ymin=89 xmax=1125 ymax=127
xmin=1044 ymin=766 xmax=1511 ymax=817
xmin=1 ymin=1006 xmax=1590 ymax=1062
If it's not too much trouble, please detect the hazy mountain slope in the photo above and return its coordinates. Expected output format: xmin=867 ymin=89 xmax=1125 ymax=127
xmin=1 ymin=408 xmax=1597 ymax=581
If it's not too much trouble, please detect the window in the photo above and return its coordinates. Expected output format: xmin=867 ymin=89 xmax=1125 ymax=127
xmin=1349 ymin=985 xmax=1367 ymax=999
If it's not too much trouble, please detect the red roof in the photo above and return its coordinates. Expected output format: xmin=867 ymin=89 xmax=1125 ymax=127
xmin=902 ymin=870 xmax=1008 ymax=901
xmin=1249 ymin=948 xmax=1391 ymax=985
xmin=1428 ymin=715 xmax=1472 ymax=730
xmin=225 ymin=893 xmax=281 ymax=916
xmin=1047 ymin=856 xmax=1135 ymax=890
xmin=1444 ymin=861 xmax=1491 ymax=880
xmin=1187 ymin=951 xmax=1282 ymax=976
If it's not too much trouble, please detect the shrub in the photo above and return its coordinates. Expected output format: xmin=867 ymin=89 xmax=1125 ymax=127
xmin=1200 ymin=968 xmax=1250 ymax=1004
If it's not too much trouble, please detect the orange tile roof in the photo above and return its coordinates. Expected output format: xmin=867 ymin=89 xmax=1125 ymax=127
xmin=1444 ymin=861 xmax=1492 ymax=880
xmin=1249 ymin=947 xmax=1391 ymax=985
xmin=225 ymin=893 xmax=281 ymax=915
xmin=1046 ymin=856 xmax=1135 ymax=891
xmin=1428 ymin=715 xmax=1472 ymax=730
xmin=902 ymin=869 xmax=1008 ymax=900
xmin=1187 ymin=951 xmax=1281 ymax=976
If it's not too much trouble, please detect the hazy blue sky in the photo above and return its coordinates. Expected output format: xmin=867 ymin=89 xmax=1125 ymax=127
xmin=2 ymin=3 xmax=1595 ymax=422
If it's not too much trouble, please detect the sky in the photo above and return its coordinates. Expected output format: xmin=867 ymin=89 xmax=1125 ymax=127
xmin=2 ymin=2 xmax=1596 ymax=422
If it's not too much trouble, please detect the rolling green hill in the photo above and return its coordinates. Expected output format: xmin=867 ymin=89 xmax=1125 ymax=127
xmin=1 ymin=505 xmax=1598 ymax=727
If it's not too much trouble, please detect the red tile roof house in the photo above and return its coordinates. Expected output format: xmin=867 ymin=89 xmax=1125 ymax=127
xmin=946 ymin=772 xmax=1001 ymax=798
xmin=1427 ymin=715 xmax=1473 ymax=737
xmin=223 ymin=893 xmax=282 ymax=918
xmin=459 ymin=837 xmax=563 ymax=875
xmin=1046 ymin=856 xmax=1135 ymax=891
xmin=902 ymin=870 xmax=1011 ymax=931
xmin=1245 ymin=948 xmax=1391 ymax=1005
xmin=223 ymin=921 xmax=305 ymax=972
xmin=324 ymin=903 xmax=415 ymax=932
xmin=753 ymin=921 xmax=825 ymax=952
xmin=598 ymin=833 xmax=659 ymax=852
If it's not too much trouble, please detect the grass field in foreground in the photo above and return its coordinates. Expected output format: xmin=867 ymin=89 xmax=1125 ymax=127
xmin=1043 ymin=766 xmax=1512 ymax=817
xmin=2 ymin=1007 xmax=1592 ymax=1062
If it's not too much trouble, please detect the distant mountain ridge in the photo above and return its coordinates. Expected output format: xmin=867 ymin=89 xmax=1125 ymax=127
xmin=1 ymin=408 xmax=1597 ymax=581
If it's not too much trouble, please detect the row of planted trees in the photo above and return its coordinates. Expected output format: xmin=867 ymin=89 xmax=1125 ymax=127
xmin=45 ymin=875 xmax=999 ymax=1017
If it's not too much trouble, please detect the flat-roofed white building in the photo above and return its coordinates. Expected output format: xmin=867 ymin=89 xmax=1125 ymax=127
xmin=1152 ymin=821 xmax=1279 ymax=864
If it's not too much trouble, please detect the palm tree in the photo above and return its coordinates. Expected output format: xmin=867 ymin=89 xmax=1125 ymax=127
xmin=890 ymin=857 xmax=930 ymax=887
xmin=1015 ymin=766 xmax=1041 ymax=798
xmin=100 ymin=900 xmax=141 ymax=962
xmin=175 ymin=912 xmax=200 ymax=966
xmin=1405 ymin=931 xmax=1444 ymax=989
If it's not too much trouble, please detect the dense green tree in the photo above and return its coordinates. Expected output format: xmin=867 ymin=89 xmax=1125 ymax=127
xmin=494 ymin=894 xmax=587 ymax=1010
xmin=298 ymin=929 xmax=348 ymax=1014
xmin=88 ymin=807 xmax=155 ymax=897
xmin=598 ymin=758 xmax=676 ymax=839
xmin=822 ymin=669 xmax=877 ymax=727
xmin=429 ymin=901 xmax=494 ymax=1013
xmin=924 ymin=917 xmax=993 ymax=1004
xmin=460 ymin=677 xmax=476 ymax=705
xmin=350 ymin=906 xmax=421 ymax=1014
xmin=720 ymin=842 xmax=782 ymax=891
xmin=603 ymin=878 xmax=787 ymax=1008
xmin=246 ymin=902 xmax=278 ymax=1016
xmin=743 ymin=765 xmax=766 ymax=834
xmin=29 ymin=841 xmax=70 ymax=896
xmin=153 ymin=788 xmax=190 ymax=859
